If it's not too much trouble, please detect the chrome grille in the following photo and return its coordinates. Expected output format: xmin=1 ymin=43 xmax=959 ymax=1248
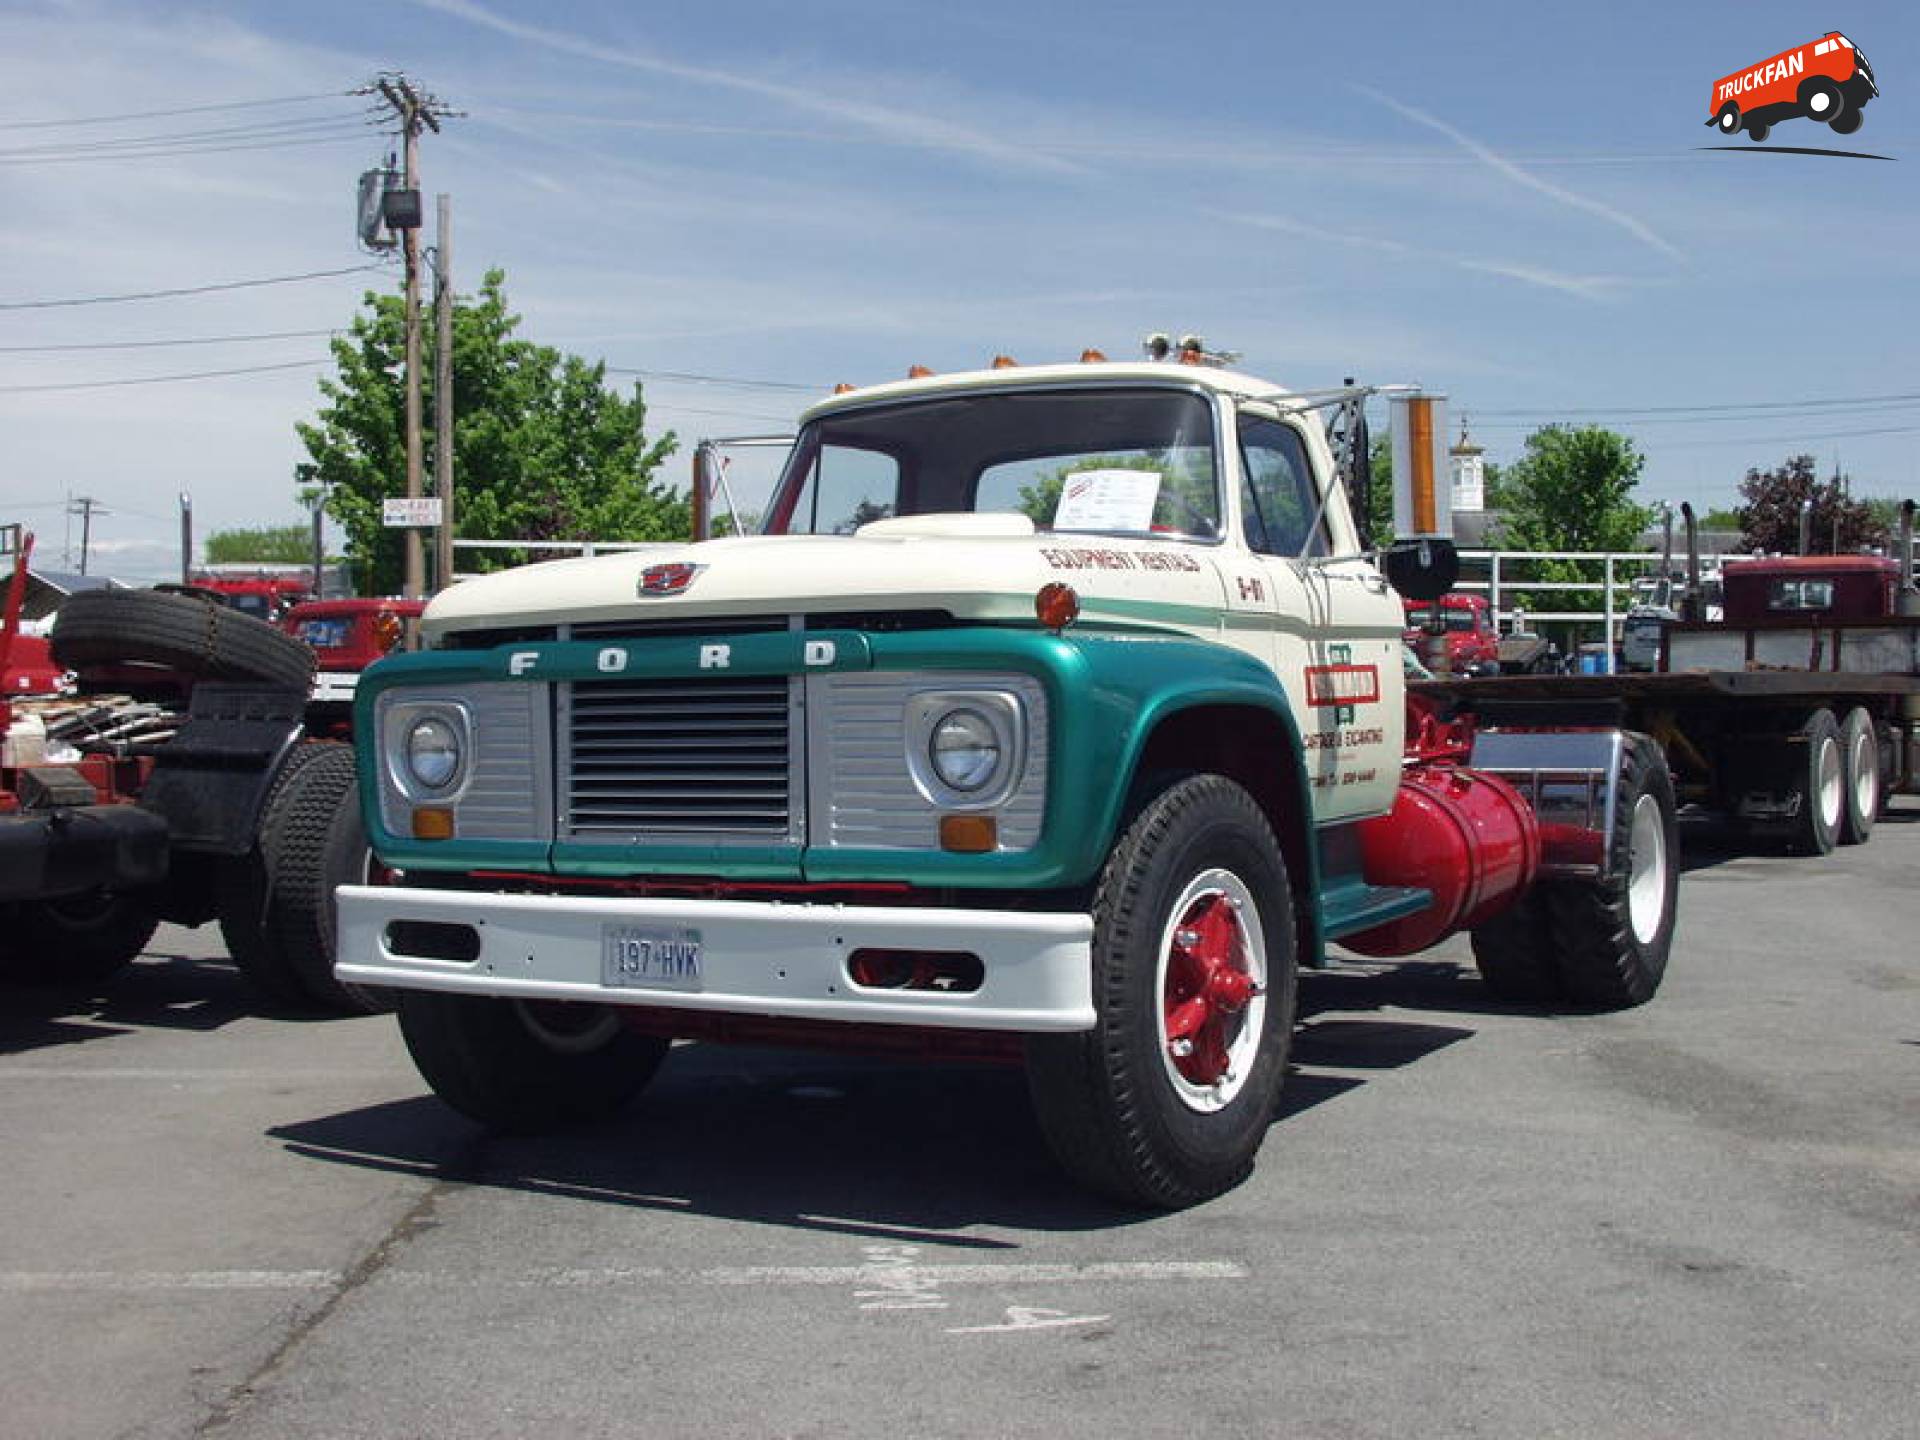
xmin=560 ymin=676 xmax=798 ymax=841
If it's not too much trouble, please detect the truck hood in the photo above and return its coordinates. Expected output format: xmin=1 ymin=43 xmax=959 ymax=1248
xmin=421 ymin=522 xmax=1231 ymax=640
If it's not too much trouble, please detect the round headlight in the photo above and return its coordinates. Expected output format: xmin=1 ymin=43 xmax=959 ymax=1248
xmin=405 ymin=716 xmax=461 ymax=790
xmin=930 ymin=708 xmax=1001 ymax=792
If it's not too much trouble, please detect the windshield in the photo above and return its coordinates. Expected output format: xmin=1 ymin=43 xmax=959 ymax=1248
xmin=764 ymin=386 xmax=1220 ymax=540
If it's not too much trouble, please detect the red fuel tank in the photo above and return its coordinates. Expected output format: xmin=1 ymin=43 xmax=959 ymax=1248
xmin=1343 ymin=763 xmax=1541 ymax=957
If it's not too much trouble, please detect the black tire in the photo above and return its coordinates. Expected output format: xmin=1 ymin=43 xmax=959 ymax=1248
xmin=1747 ymin=121 xmax=1770 ymax=142
xmin=1024 ymin=774 xmax=1297 ymax=1209
xmin=1837 ymin=706 xmax=1880 ymax=846
xmin=1715 ymin=103 xmax=1741 ymax=134
xmin=0 ymin=891 xmax=160 ymax=986
xmin=1469 ymin=890 xmax=1562 ymax=1003
xmin=1799 ymin=77 xmax=1847 ymax=124
xmin=1786 ymin=709 xmax=1844 ymax=856
xmin=396 ymin=990 xmax=670 ymax=1134
xmin=1830 ymin=110 xmax=1863 ymax=135
xmin=258 ymin=744 xmax=388 ymax=1013
xmin=52 ymin=588 xmax=314 ymax=690
xmin=215 ymin=741 xmax=340 ymax=1007
xmin=1540 ymin=733 xmax=1679 ymax=1010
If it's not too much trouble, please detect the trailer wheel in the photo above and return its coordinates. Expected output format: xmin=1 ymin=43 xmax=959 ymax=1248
xmin=1837 ymin=707 xmax=1880 ymax=846
xmin=51 ymin=588 xmax=314 ymax=690
xmin=1469 ymin=892 xmax=1562 ymax=1002
xmin=1786 ymin=709 xmax=1844 ymax=856
xmin=1025 ymin=774 xmax=1296 ymax=1209
xmin=396 ymin=991 xmax=670 ymax=1134
xmin=258 ymin=744 xmax=389 ymax=1014
xmin=1715 ymin=103 xmax=1741 ymax=134
xmin=1540 ymin=733 xmax=1678 ymax=1010
xmin=0 ymin=891 xmax=160 ymax=986
xmin=215 ymin=741 xmax=338 ymax=1007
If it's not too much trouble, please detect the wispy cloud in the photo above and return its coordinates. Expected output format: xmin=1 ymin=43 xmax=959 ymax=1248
xmin=1224 ymin=210 xmax=1633 ymax=302
xmin=414 ymin=0 xmax=1082 ymax=177
xmin=1354 ymin=85 xmax=1684 ymax=262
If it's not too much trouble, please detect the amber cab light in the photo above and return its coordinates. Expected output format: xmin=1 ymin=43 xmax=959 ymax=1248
xmin=372 ymin=609 xmax=405 ymax=653
xmin=1035 ymin=581 xmax=1080 ymax=631
xmin=908 ymin=364 xmax=934 ymax=378
xmin=1080 ymin=348 xmax=1107 ymax=363
xmin=832 ymin=382 xmax=856 ymax=394
xmin=990 ymin=354 xmax=1018 ymax=369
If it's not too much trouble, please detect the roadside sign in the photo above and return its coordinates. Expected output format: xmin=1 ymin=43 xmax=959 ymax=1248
xmin=382 ymin=498 xmax=443 ymax=527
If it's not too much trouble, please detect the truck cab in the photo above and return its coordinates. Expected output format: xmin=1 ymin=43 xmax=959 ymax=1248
xmin=337 ymin=357 xmax=1678 ymax=1208
xmin=1403 ymin=592 xmax=1500 ymax=677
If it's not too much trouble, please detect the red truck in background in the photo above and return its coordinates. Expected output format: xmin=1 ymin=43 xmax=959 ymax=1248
xmin=1708 ymin=31 xmax=1878 ymax=142
xmin=1404 ymin=593 xmax=1500 ymax=677
xmin=279 ymin=596 xmax=424 ymax=738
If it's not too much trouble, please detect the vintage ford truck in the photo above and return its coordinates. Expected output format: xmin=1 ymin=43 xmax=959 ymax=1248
xmin=336 ymin=355 xmax=1681 ymax=1207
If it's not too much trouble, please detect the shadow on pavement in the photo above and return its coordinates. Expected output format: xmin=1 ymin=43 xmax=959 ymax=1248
xmin=0 ymin=948 xmax=362 ymax=1056
xmin=271 ymin=981 xmax=1480 ymax=1238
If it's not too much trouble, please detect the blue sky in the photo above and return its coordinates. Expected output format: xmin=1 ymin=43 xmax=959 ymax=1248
xmin=2 ymin=0 xmax=1915 ymax=578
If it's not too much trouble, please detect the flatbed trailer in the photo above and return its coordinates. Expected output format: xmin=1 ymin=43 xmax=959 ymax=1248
xmin=1415 ymin=644 xmax=1920 ymax=856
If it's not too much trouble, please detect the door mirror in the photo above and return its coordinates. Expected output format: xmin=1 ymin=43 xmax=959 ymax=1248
xmin=1381 ymin=538 xmax=1459 ymax=601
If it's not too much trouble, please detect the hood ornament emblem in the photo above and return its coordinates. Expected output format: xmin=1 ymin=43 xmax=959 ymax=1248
xmin=638 ymin=562 xmax=702 ymax=597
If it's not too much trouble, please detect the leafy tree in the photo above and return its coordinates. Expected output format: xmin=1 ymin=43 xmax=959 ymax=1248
xmin=1492 ymin=425 xmax=1653 ymax=614
xmin=1734 ymin=455 xmax=1884 ymax=554
xmin=205 ymin=524 xmax=316 ymax=565
xmin=1700 ymin=506 xmax=1743 ymax=532
xmin=297 ymin=269 xmax=682 ymax=594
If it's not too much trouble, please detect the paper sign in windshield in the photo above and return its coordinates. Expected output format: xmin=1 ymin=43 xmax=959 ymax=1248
xmin=1052 ymin=468 xmax=1162 ymax=533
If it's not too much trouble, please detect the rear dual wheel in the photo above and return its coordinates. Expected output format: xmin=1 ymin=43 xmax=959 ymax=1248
xmin=1470 ymin=732 xmax=1678 ymax=1010
xmin=1026 ymin=775 xmax=1297 ymax=1209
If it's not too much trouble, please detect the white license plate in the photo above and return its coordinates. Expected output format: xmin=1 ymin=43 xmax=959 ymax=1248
xmin=601 ymin=925 xmax=703 ymax=991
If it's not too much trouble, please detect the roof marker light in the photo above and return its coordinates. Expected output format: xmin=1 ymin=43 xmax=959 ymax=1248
xmin=991 ymin=354 xmax=1018 ymax=369
xmin=1080 ymin=348 xmax=1107 ymax=363
xmin=833 ymin=382 xmax=856 ymax=394
xmin=908 ymin=364 xmax=934 ymax=378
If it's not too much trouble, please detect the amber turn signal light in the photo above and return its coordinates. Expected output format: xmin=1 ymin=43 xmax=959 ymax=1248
xmin=939 ymin=814 xmax=998 ymax=853
xmin=372 ymin=609 xmax=405 ymax=653
xmin=411 ymin=807 xmax=455 ymax=840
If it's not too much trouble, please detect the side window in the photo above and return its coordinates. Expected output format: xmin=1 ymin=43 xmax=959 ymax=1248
xmin=786 ymin=444 xmax=900 ymax=535
xmin=1238 ymin=416 xmax=1326 ymax=557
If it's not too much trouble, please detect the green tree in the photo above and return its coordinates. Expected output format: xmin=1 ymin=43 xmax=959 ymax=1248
xmin=1734 ymin=455 xmax=1885 ymax=554
xmin=1492 ymin=425 xmax=1653 ymax=614
xmin=205 ymin=524 xmax=315 ymax=565
xmin=1700 ymin=506 xmax=1743 ymax=532
xmin=296 ymin=269 xmax=682 ymax=594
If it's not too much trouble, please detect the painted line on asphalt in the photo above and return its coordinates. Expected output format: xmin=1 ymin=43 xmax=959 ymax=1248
xmin=0 ymin=1260 xmax=1247 ymax=1294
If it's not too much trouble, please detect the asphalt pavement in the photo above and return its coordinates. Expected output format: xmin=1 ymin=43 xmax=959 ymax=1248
xmin=2 ymin=805 xmax=1915 ymax=1439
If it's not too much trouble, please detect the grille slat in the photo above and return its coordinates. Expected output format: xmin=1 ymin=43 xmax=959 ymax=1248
xmin=563 ymin=675 xmax=794 ymax=840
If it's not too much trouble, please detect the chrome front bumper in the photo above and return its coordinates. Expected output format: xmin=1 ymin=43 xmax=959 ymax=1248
xmin=335 ymin=885 xmax=1096 ymax=1032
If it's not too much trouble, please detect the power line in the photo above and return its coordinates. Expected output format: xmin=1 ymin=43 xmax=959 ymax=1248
xmin=0 ymin=264 xmax=388 ymax=311
xmin=0 ymin=111 xmax=379 ymax=159
xmin=0 ymin=358 xmax=326 ymax=395
xmin=1471 ymin=390 xmax=1920 ymax=419
xmin=0 ymin=132 xmax=377 ymax=167
xmin=0 ymin=92 xmax=348 ymax=132
xmin=604 ymin=365 xmax=824 ymax=393
xmin=0 ymin=328 xmax=338 ymax=355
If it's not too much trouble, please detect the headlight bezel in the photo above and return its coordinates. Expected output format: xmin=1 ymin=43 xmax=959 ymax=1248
xmin=381 ymin=699 xmax=474 ymax=802
xmin=904 ymin=690 xmax=1027 ymax=809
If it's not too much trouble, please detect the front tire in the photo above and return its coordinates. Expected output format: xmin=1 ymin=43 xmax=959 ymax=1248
xmin=396 ymin=991 xmax=670 ymax=1134
xmin=1025 ymin=775 xmax=1297 ymax=1209
xmin=1799 ymin=77 xmax=1847 ymax=124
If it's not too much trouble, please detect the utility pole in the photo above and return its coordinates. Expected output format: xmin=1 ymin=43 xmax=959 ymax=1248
xmin=361 ymin=74 xmax=454 ymax=599
xmin=433 ymin=192 xmax=455 ymax=590
xmin=68 ymin=495 xmax=106 ymax=576
xmin=178 ymin=493 xmax=193 ymax=584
